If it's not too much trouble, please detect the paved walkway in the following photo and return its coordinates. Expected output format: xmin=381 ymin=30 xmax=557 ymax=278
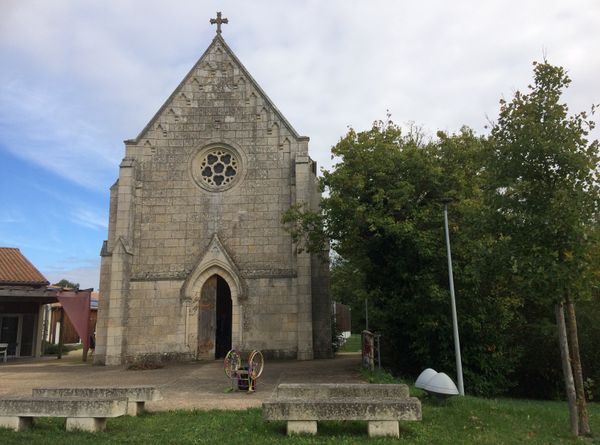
xmin=0 ymin=352 xmax=362 ymax=411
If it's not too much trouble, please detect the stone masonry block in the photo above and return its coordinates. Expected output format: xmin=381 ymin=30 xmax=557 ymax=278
xmin=287 ymin=420 xmax=317 ymax=435
xmin=66 ymin=417 xmax=107 ymax=432
xmin=0 ymin=416 xmax=33 ymax=431
xmin=368 ymin=420 xmax=400 ymax=438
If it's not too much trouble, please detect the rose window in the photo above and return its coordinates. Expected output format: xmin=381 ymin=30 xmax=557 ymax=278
xmin=198 ymin=149 xmax=239 ymax=187
xmin=190 ymin=144 xmax=243 ymax=192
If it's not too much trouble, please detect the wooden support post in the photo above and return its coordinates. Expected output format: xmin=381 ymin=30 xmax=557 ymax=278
xmin=555 ymin=303 xmax=578 ymax=436
xmin=57 ymin=307 xmax=64 ymax=360
xmin=565 ymin=296 xmax=591 ymax=436
xmin=82 ymin=313 xmax=89 ymax=363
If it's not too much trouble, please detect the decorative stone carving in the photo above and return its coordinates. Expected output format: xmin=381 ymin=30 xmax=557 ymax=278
xmin=180 ymin=233 xmax=245 ymax=302
xmin=190 ymin=143 xmax=244 ymax=192
xmin=240 ymin=269 xmax=297 ymax=279
xmin=130 ymin=271 xmax=188 ymax=282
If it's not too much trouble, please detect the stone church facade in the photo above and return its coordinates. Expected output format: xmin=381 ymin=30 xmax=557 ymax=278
xmin=94 ymin=21 xmax=332 ymax=365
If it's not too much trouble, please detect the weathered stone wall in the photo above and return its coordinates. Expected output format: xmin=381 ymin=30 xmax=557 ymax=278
xmin=240 ymin=276 xmax=298 ymax=358
xmin=122 ymin=280 xmax=187 ymax=359
xmin=95 ymin=35 xmax=330 ymax=364
xmin=94 ymin=181 xmax=118 ymax=362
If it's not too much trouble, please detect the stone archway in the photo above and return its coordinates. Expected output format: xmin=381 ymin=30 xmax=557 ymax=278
xmin=215 ymin=276 xmax=232 ymax=358
xmin=180 ymin=234 xmax=245 ymax=359
xmin=197 ymin=274 xmax=232 ymax=359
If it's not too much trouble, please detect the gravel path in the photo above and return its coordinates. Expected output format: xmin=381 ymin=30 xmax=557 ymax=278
xmin=0 ymin=352 xmax=363 ymax=411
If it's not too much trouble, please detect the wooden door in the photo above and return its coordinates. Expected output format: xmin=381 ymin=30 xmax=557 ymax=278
xmin=197 ymin=276 xmax=217 ymax=359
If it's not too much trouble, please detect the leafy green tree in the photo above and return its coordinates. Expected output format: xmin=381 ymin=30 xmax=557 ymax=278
xmin=285 ymin=121 xmax=523 ymax=395
xmin=329 ymin=256 xmax=368 ymax=333
xmin=486 ymin=61 xmax=599 ymax=435
xmin=53 ymin=279 xmax=80 ymax=289
xmin=283 ymin=62 xmax=600 ymax=413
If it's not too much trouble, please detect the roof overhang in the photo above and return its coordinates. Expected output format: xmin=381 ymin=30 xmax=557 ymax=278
xmin=0 ymin=288 xmax=59 ymax=304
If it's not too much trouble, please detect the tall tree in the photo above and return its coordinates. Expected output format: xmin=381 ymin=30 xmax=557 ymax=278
xmin=486 ymin=61 xmax=599 ymax=436
xmin=53 ymin=279 xmax=80 ymax=289
xmin=284 ymin=121 xmax=523 ymax=396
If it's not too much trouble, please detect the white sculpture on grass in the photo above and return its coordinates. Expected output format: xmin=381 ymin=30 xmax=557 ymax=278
xmin=415 ymin=368 xmax=438 ymax=389
xmin=415 ymin=368 xmax=459 ymax=396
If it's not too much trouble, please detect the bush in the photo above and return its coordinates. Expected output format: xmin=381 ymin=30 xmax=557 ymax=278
xmin=42 ymin=341 xmax=79 ymax=355
xmin=578 ymin=297 xmax=600 ymax=401
xmin=331 ymin=315 xmax=345 ymax=352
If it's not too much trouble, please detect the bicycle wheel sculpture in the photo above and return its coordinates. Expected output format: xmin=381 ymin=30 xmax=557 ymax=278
xmin=223 ymin=349 xmax=264 ymax=393
xmin=248 ymin=350 xmax=264 ymax=379
xmin=223 ymin=349 xmax=241 ymax=379
xmin=246 ymin=350 xmax=264 ymax=392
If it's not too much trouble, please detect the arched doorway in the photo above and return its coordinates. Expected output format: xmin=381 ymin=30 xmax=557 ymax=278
xmin=197 ymin=275 xmax=232 ymax=359
xmin=215 ymin=276 xmax=232 ymax=358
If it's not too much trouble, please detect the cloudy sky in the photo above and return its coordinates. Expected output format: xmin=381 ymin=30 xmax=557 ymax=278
xmin=1 ymin=0 xmax=599 ymax=289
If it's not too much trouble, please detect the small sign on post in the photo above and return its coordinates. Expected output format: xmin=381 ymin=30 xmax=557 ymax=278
xmin=361 ymin=330 xmax=375 ymax=371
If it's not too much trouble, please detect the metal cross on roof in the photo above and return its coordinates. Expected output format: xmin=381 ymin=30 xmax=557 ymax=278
xmin=210 ymin=11 xmax=228 ymax=35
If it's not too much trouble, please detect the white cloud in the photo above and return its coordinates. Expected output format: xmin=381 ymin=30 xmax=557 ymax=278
xmin=42 ymin=255 xmax=100 ymax=289
xmin=43 ymin=265 xmax=100 ymax=290
xmin=0 ymin=80 xmax=119 ymax=190
xmin=0 ymin=0 xmax=597 ymax=296
xmin=70 ymin=208 xmax=108 ymax=230
xmin=1 ymin=0 xmax=599 ymax=182
xmin=0 ymin=211 xmax=24 ymax=224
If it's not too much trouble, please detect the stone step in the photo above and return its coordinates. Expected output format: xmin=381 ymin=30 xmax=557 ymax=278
xmin=0 ymin=397 xmax=127 ymax=418
xmin=0 ymin=397 xmax=128 ymax=432
xmin=263 ymin=397 xmax=422 ymax=421
xmin=274 ymin=383 xmax=410 ymax=400
xmin=32 ymin=386 xmax=162 ymax=416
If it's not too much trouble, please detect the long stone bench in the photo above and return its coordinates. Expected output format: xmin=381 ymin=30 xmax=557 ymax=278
xmin=32 ymin=386 xmax=162 ymax=416
xmin=263 ymin=383 xmax=421 ymax=438
xmin=0 ymin=397 xmax=127 ymax=432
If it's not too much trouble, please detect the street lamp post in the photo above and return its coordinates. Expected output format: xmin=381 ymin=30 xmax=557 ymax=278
xmin=441 ymin=198 xmax=465 ymax=396
xmin=365 ymin=297 xmax=369 ymax=331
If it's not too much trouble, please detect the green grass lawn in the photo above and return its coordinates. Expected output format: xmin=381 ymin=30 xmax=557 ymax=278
xmin=1 ymin=367 xmax=598 ymax=444
xmin=338 ymin=333 xmax=361 ymax=353
xmin=1 ymin=393 xmax=598 ymax=444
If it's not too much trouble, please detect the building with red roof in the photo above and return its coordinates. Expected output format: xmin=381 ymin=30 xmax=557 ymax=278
xmin=0 ymin=247 xmax=58 ymax=358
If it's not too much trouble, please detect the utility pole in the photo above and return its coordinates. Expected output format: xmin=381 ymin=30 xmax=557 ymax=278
xmin=442 ymin=198 xmax=464 ymax=396
xmin=365 ymin=297 xmax=369 ymax=331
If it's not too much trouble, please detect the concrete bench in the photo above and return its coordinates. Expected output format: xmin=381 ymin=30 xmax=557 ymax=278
xmin=263 ymin=383 xmax=421 ymax=438
xmin=32 ymin=386 xmax=162 ymax=416
xmin=0 ymin=397 xmax=127 ymax=432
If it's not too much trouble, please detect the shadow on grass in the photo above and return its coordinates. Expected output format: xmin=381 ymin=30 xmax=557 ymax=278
xmin=265 ymin=419 xmax=418 ymax=440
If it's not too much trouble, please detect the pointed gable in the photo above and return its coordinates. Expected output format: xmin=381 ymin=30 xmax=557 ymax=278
xmin=126 ymin=35 xmax=308 ymax=146
xmin=180 ymin=234 xmax=245 ymax=301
